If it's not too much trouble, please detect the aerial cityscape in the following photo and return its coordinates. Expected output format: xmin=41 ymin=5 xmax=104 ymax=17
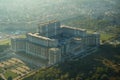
xmin=0 ymin=0 xmax=120 ymax=80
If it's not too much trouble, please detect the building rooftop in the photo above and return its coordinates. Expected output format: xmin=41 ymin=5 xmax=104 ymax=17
xmin=74 ymin=37 xmax=82 ymax=41
xmin=38 ymin=20 xmax=58 ymax=27
xmin=28 ymin=33 xmax=51 ymax=40
xmin=61 ymin=25 xmax=86 ymax=32
xmin=49 ymin=48 xmax=60 ymax=52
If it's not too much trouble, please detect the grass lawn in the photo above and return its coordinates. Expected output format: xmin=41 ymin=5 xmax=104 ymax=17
xmin=18 ymin=35 xmax=26 ymax=38
xmin=100 ymin=33 xmax=115 ymax=41
xmin=4 ymin=70 xmax=18 ymax=79
xmin=0 ymin=34 xmax=26 ymax=45
xmin=0 ymin=39 xmax=10 ymax=45
xmin=0 ymin=67 xmax=3 ymax=73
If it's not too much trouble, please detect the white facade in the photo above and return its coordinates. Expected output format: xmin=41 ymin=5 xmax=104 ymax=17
xmin=11 ymin=20 xmax=100 ymax=66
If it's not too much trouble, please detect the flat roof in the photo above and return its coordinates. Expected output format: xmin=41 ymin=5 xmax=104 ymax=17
xmin=74 ymin=37 xmax=82 ymax=41
xmin=28 ymin=33 xmax=51 ymax=40
xmin=61 ymin=25 xmax=86 ymax=31
xmin=38 ymin=20 xmax=58 ymax=27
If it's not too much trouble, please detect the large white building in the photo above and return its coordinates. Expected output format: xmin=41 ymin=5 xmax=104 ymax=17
xmin=11 ymin=20 xmax=100 ymax=66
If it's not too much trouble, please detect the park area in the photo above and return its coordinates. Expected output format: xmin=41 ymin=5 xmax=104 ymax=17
xmin=0 ymin=58 xmax=31 ymax=80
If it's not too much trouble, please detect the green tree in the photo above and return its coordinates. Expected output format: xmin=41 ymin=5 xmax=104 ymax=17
xmin=7 ymin=76 xmax=12 ymax=80
xmin=100 ymin=74 xmax=109 ymax=80
xmin=0 ymin=76 xmax=4 ymax=80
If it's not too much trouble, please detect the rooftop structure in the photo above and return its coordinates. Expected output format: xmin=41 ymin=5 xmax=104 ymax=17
xmin=11 ymin=21 xmax=100 ymax=67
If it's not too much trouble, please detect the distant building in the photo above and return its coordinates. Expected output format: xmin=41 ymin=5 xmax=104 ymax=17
xmin=11 ymin=20 xmax=100 ymax=66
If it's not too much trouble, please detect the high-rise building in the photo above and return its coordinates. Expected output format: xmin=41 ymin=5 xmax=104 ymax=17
xmin=11 ymin=20 xmax=100 ymax=67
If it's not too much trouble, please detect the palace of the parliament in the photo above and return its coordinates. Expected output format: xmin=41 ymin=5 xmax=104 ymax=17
xmin=11 ymin=20 xmax=100 ymax=67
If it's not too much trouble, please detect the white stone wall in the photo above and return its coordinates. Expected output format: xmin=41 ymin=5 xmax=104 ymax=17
xmin=11 ymin=38 xmax=26 ymax=52
xmin=27 ymin=33 xmax=58 ymax=47
xmin=48 ymin=48 xmax=61 ymax=65
xmin=38 ymin=21 xmax=61 ymax=37
xmin=11 ymin=21 xmax=100 ymax=66
xmin=26 ymin=41 xmax=49 ymax=60
xmin=86 ymin=33 xmax=100 ymax=46
xmin=62 ymin=26 xmax=87 ymax=37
